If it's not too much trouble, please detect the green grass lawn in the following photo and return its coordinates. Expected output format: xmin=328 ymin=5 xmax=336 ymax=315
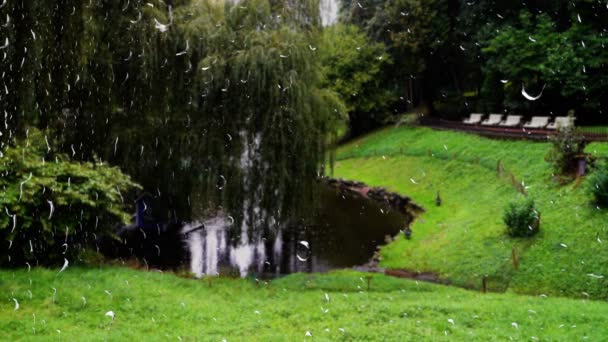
xmin=332 ymin=126 xmax=608 ymax=299
xmin=2 ymin=267 xmax=608 ymax=341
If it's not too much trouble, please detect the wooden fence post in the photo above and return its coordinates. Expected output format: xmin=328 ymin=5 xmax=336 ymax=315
xmin=512 ymin=247 xmax=519 ymax=270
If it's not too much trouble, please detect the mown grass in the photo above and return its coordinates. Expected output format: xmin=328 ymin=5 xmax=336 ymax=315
xmin=333 ymin=126 xmax=608 ymax=299
xmin=2 ymin=267 xmax=608 ymax=341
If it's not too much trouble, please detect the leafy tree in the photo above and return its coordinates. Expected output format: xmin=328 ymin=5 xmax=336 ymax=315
xmin=341 ymin=0 xmax=386 ymax=28
xmin=0 ymin=130 xmax=141 ymax=266
xmin=481 ymin=11 xmax=608 ymax=115
xmin=1 ymin=0 xmax=343 ymax=242
xmin=343 ymin=0 xmax=453 ymax=116
xmin=319 ymin=24 xmax=392 ymax=136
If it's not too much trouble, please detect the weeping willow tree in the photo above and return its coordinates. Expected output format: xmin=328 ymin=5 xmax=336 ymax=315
xmin=1 ymin=0 xmax=344 ymax=243
xmin=116 ymin=0 xmax=345 ymax=242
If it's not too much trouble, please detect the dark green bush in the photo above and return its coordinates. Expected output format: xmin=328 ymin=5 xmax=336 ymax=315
xmin=0 ymin=129 xmax=141 ymax=267
xmin=503 ymin=198 xmax=540 ymax=237
xmin=588 ymin=164 xmax=608 ymax=207
xmin=432 ymin=92 xmax=467 ymax=120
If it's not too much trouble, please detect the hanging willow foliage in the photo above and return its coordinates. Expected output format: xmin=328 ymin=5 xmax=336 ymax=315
xmin=1 ymin=0 xmax=345 ymax=242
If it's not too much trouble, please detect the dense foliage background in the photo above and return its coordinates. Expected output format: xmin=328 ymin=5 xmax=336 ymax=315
xmin=338 ymin=0 xmax=608 ymax=127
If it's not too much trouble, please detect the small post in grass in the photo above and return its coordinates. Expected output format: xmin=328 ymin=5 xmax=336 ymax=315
xmin=404 ymin=226 xmax=412 ymax=240
xmin=497 ymin=160 xmax=503 ymax=176
xmin=482 ymin=275 xmax=487 ymax=293
xmin=511 ymin=247 xmax=519 ymax=270
xmin=366 ymin=275 xmax=372 ymax=291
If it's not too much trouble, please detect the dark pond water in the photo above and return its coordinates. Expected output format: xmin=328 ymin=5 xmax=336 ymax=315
xmin=287 ymin=185 xmax=407 ymax=273
xmin=112 ymin=185 xmax=410 ymax=277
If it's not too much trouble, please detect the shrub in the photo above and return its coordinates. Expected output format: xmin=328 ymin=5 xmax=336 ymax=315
xmin=545 ymin=115 xmax=585 ymax=176
xmin=588 ymin=163 xmax=608 ymax=207
xmin=503 ymin=197 xmax=540 ymax=237
xmin=0 ymin=129 xmax=141 ymax=267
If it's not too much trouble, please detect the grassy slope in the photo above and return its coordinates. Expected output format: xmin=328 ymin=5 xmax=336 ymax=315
xmin=333 ymin=127 xmax=608 ymax=299
xmin=2 ymin=267 xmax=608 ymax=341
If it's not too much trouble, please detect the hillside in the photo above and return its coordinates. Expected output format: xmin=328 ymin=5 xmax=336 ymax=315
xmin=333 ymin=126 xmax=608 ymax=299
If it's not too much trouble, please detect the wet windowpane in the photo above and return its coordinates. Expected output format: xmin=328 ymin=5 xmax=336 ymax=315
xmin=2 ymin=0 xmax=608 ymax=339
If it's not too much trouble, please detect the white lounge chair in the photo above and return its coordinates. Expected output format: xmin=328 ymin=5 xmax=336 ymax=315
xmin=499 ymin=115 xmax=523 ymax=127
xmin=523 ymin=116 xmax=550 ymax=129
xmin=481 ymin=114 xmax=504 ymax=126
xmin=546 ymin=116 xmax=575 ymax=130
xmin=463 ymin=113 xmax=484 ymax=125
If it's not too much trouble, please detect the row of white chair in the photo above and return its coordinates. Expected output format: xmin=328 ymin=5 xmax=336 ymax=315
xmin=462 ymin=114 xmax=574 ymax=130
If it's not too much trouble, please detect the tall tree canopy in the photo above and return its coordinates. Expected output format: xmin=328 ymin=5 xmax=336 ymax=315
xmin=319 ymin=24 xmax=391 ymax=136
xmin=339 ymin=0 xmax=608 ymax=127
xmin=1 ymin=0 xmax=344 ymax=241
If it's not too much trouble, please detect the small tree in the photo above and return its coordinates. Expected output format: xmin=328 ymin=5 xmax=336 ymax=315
xmin=0 ymin=130 xmax=141 ymax=266
xmin=503 ymin=197 xmax=540 ymax=237
xmin=545 ymin=114 xmax=585 ymax=176
xmin=319 ymin=24 xmax=395 ymax=136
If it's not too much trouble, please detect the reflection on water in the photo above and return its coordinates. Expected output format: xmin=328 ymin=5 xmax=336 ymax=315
xmin=183 ymin=185 xmax=408 ymax=277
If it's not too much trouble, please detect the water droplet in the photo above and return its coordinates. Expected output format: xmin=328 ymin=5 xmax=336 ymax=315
xmin=154 ymin=19 xmax=170 ymax=33
xmin=58 ymin=258 xmax=69 ymax=273
xmin=296 ymin=241 xmax=311 ymax=262
xmin=521 ymin=84 xmax=545 ymax=101
xmin=217 ymin=175 xmax=227 ymax=190
xmin=47 ymin=200 xmax=54 ymax=220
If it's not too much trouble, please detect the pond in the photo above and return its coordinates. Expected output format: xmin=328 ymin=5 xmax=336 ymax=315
xmin=113 ymin=184 xmax=414 ymax=278
xmin=183 ymin=184 xmax=410 ymax=277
